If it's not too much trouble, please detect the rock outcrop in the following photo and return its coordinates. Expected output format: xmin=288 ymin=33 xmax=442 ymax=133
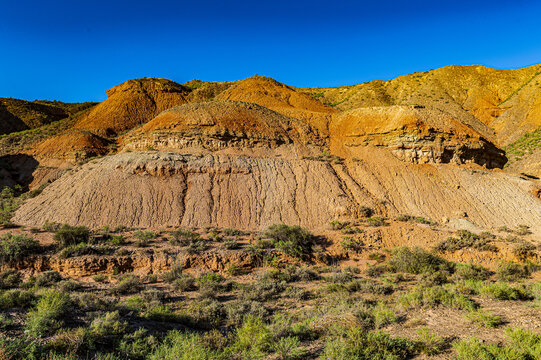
xmin=330 ymin=106 xmax=507 ymax=168
xmin=121 ymin=101 xmax=323 ymax=155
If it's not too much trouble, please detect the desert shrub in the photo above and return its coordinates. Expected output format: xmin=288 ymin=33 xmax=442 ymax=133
xmin=53 ymin=224 xmax=90 ymax=248
xmin=0 ymin=289 xmax=34 ymax=309
xmin=71 ymin=292 xmax=116 ymax=312
xmin=110 ymin=235 xmax=126 ymax=246
xmin=0 ymin=335 xmax=43 ymax=359
xmin=512 ymin=242 xmax=537 ymax=260
xmin=365 ymin=264 xmax=390 ymax=277
xmin=162 ymin=261 xmax=184 ymax=283
xmin=173 ymin=275 xmax=196 ymax=292
xmin=170 ymin=229 xmax=200 ymax=246
xmin=231 ymin=315 xmax=272 ymax=358
xmin=346 ymin=279 xmax=394 ymax=295
xmin=222 ymin=238 xmax=239 ymax=250
xmin=43 ymin=221 xmax=62 ymax=232
xmin=196 ymin=272 xmax=224 ymax=289
xmin=57 ymin=279 xmax=80 ymax=293
xmin=358 ymin=206 xmax=374 ymax=218
xmin=340 ymin=236 xmax=364 ymax=252
xmin=145 ymin=273 xmax=158 ymax=283
xmin=112 ymin=275 xmax=142 ymax=295
xmin=464 ymin=309 xmax=502 ymax=328
xmin=329 ymin=220 xmax=350 ymax=230
xmin=149 ymin=331 xmax=225 ymax=360
xmin=396 ymin=214 xmax=436 ymax=225
xmin=388 ymin=247 xmax=453 ymax=274
xmin=372 ymin=302 xmax=398 ymax=328
xmin=0 ymin=232 xmax=41 ymax=264
xmin=89 ymin=311 xmax=128 ymax=345
xmin=35 ymin=270 xmax=63 ymax=287
xmin=455 ymin=264 xmax=492 ymax=281
xmin=453 ymin=327 xmax=541 ymax=360
xmin=0 ymin=269 xmax=20 ymax=289
xmin=325 ymin=271 xmax=353 ymax=284
xmin=0 ymin=186 xmax=22 ymax=227
xmin=321 ymin=327 xmax=416 ymax=360
xmin=515 ymin=225 xmax=532 ymax=236
xmin=418 ymin=270 xmax=450 ymax=287
xmin=415 ymin=327 xmax=447 ymax=355
xmin=145 ymin=305 xmax=187 ymax=323
xmin=225 ymin=300 xmax=269 ymax=326
xmin=181 ymin=299 xmax=225 ymax=329
xmin=479 ymin=282 xmax=531 ymax=301
xmin=264 ymin=224 xmax=316 ymax=259
xmin=496 ymin=262 xmax=531 ymax=281
xmin=434 ymin=230 xmax=497 ymax=253
xmin=272 ymin=336 xmax=305 ymax=360
xmin=58 ymin=243 xmax=115 ymax=258
xmin=25 ymin=291 xmax=71 ymax=336
xmin=222 ymin=228 xmax=243 ymax=236
xmin=240 ymin=277 xmax=287 ymax=302
xmin=141 ymin=289 xmax=166 ymax=305
xmin=365 ymin=217 xmax=388 ymax=227
xmin=398 ymin=285 xmax=476 ymax=310
xmin=93 ymin=274 xmax=107 ymax=283
xmin=117 ymin=328 xmax=157 ymax=360
xmin=134 ymin=230 xmax=157 ymax=247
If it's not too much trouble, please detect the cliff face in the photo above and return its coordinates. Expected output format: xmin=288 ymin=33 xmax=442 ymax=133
xmin=330 ymin=106 xmax=507 ymax=168
xmin=13 ymin=152 xmax=353 ymax=229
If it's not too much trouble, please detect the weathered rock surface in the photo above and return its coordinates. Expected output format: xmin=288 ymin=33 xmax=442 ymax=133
xmin=73 ymin=78 xmax=189 ymax=137
xmin=121 ymin=101 xmax=323 ymax=154
xmin=330 ymin=106 xmax=507 ymax=168
xmin=13 ymin=149 xmax=541 ymax=235
xmin=13 ymin=152 xmax=353 ymax=229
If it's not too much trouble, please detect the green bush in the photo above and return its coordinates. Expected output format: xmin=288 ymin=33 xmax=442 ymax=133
xmin=25 ymin=291 xmax=71 ymax=336
xmin=398 ymin=285 xmax=476 ymax=311
xmin=112 ymin=275 xmax=142 ymax=295
xmin=464 ymin=309 xmax=502 ymax=328
xmin=149 ymin=331 xmax=225 ymax=360
xmin=0 ymin=289 xmax=34 ymax=309
xmin=170 ymin=229 xmax=200 ymax=246
xmin=0 ymin=269 xmax=20 ymax=289
xmin=434 ymin=230 xmax=497 ymax=253
xmin=455 ymin=264 xmax=492 ymax=281
xmin=415 ymin=327 xmax=447 ymax=355
xmin=225 ymin=300 xmax=269 ymax=327
xmin=89 ymin=311 xmax=128 ymax=345
xmin=35 ymin=270 xmax=62 ymax=287
xmin=58 ymin=243 xmax=115 ymax=258
xmin=53 ymin=224 xmax=90 ymax=248
xmin=388 ymin=247 xmax=453 ymax=274
xmin=264 ymin=224 xmax=316 ymax=259
xmin=0 ymin=232 xmax=41 ymax=264
xmin=454 ymin=327 xmax=541 ymax=360
xmin=479 ymin=282 xmax=531 ymax=301
xmin=321 ymin=327 xmax=416 ymax=360
xmin=231 ymin=315 xmax=272 ymax=358
xmin=496 ymin=262 xmax=531 ymax=281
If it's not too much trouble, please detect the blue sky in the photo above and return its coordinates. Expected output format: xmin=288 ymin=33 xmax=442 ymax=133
xmin=1 ymin=0 xmax=540 ymax=102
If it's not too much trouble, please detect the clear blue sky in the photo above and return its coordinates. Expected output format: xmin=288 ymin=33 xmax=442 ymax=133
xmin=2 ymin=0 xmax=540 ymax=102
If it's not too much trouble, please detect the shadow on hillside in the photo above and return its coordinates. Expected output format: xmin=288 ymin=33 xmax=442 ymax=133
xmin=0 ymin=154 xmax=39 ymax=190
xmin=0 ymin=102 xmax=27 ymax=135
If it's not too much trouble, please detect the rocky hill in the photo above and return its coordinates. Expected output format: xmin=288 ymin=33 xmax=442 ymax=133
xmin=0 ymin=98 xmax=95 ymax=135
xmin=2 ymin=65 xmax=540 ymax=238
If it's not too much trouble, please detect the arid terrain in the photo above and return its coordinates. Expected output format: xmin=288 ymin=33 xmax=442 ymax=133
xmin=0 ymin=65 xmax=540 ymax=359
